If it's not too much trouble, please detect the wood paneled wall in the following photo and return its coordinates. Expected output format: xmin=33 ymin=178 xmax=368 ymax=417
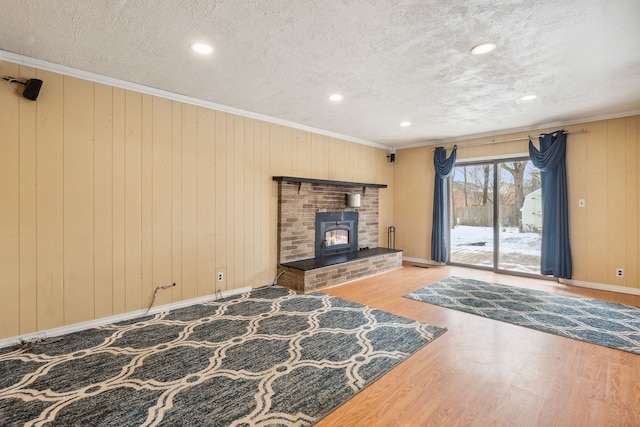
xmin=0 ymin=60 xmax=394 ymax=340
xmin=395 ymin=117 xmax=640 ymax=291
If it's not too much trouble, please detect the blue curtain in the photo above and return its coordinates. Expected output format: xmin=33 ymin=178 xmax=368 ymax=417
xmin=529 ymin=130 xmax=572 ymax=278
xmin=431 ymin=146 xmax=457 ymax=263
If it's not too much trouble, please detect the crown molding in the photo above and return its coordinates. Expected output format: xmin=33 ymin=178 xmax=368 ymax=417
xmin=0 ymin=50 xmax=391 ymax=151
xmin=396 ymin=110 xmax=640 ymax=150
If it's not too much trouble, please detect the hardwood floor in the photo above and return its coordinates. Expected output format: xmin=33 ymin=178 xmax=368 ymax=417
xmin=314 ymin=263 xmax=640 ymax=427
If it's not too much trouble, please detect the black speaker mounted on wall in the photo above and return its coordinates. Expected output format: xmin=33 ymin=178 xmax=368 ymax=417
xmin=23 ymin=79 xmax=43 ymax=100
xmin=2 ymin=76 xmax=43 ymax=101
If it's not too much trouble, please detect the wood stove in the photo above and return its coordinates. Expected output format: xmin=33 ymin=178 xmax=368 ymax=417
xmin=315 ymin=212 xmax=358 ymax=257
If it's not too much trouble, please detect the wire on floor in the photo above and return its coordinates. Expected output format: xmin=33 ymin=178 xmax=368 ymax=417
xmin=146 ymin=283 xmax=177 ymax=314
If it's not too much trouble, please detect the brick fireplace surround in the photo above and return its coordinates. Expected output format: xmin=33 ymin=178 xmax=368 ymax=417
xmin=273 ymin=177 xmax=402 ymax=292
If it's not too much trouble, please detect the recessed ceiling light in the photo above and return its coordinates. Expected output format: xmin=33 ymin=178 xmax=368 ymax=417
xmin=400 ymin=121 xmax=411 ymax=127
xmin=471 ymin=42 xmax=496 ymax=55
xmin=520 ymin=94 xmax=537 ymax=101
xmin=190 ymin=43 xmax=213 ymax=54
xmin=328 ymin=94 xmax=343 ymax=101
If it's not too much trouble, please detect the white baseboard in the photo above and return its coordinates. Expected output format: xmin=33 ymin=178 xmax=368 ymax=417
xmin=0 ymin=286 xmax=253 ymax=349
xmin=401 ymin=258 xmax=640 ymax=296
xmin=560 ymin=279 xmax=640 ymax=296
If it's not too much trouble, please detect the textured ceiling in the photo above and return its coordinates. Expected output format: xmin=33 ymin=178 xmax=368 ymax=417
xmin=1 ymin=0 xmax=639 ymax=148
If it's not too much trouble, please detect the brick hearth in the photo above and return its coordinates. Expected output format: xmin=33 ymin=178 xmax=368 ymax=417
xmin=273 ymin=177 xmax=402 ymax=292
xmin=278 ymin=249 xmax=403 ymax=292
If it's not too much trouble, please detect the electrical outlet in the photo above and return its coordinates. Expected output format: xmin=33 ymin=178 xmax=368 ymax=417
xmin=217 ymin=272 xmax=224 ymax=282
xmin=616 ymin=268 xmax=624 ymax=278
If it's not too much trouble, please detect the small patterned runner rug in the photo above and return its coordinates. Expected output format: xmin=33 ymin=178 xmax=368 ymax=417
xmin=404 ymin=276 xmax=640 ymax=355
xmin=0 ymin=286 xmax=445 ymax=426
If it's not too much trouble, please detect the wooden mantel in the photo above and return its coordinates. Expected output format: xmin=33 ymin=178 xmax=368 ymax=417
xmin=272 ymin=176 xmax=387 ymax=188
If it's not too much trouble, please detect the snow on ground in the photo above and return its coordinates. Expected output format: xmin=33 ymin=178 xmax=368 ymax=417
xmin=450 ymin=225 xmax=541 ymax=274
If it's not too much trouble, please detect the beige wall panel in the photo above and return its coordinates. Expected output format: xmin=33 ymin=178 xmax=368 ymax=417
xmin=94 ymin=83 xmax=114 ymax=319
xmin=268 ymin=124 xmax=282 ymax=281
xmin=460 ymin=143 xmax=486 ymax=160
xmin=566 ymin=124 xmax=588 ymax=280
xmin=376 ymin=146 xmax=388 ymax=180
xmin=63 ymin=77 xmax=95 ymax=325
xmin=327 ymin=139 xmax=344 ymax=181
xmin=0 ymin=61 xmax=21 ymax=337
xmin=253 ymin=121 xmax=264 ymax=287
xmin=124 ymin=91 xmax=143 ymax=312
xmin=224 ymin=113 xmax=236 ymax=292
xmin=361 ymin=146 xmax=378 ymax=183
xmin=197 ymin=107 xmax=216 ymax=296
xmin=270 ymin=123 xmax=283 ymax=176
xmin=152 ymin=97 xmax=173 ymax=306
xmin=214 ymin=111 xmax=228 ymax=292
xmin=394 ymin=146 xmax=432 ymax=260
xmin=515 ymin=132 xmax=530 ymax=154
xmin=637 ymin=116 xmax=640 ymax=288
xmin=355 ymin=144 xmax=369 ymax=182
xmin=500 ymin=138 xmax=524 ymax=156
xmin=233 ymin=117 xmax=246 ymax=288
xmin=293 ymin=130 xmax=312 ymax=178
xmin=351 ymin=140 xmax=363 ymax=181
xmin=327 ymin=138 xmax=350 ymax=181
xmin=35 ymin=70 xmax=64 ymax=331
xmin=243 ymin=118 xmax=257 ymax=286
xmin=343 ymin=138 xmax=358 ymax=182
xmin=626 ymin=117 xmax=639 ymax=287
xmin=371 ymin=146 xmax=383 ymax=182
xmin=259 ymin=121 xmax=273 ymax=285
xmin=260 ymin=122 xmax=271 ymax=284
xmin=455 ymin=141 xmax=473 ymax=160
xmin=269 ymin=127 xmax=280 ymax=285
xmin=584 ymin=121 xmax=608 ymax=284
xmin=289 ymin=128 xmax=300 ymax=177
xmin=112 ymin=87 xmax=126 ymax=314
xmin=353 ymin=140 xmax=363 ymax=181
xmin=181 ymin=104 xmax=198 ymax=300
xmin=171 ymin=102 xmax=183 ymax=301
xmin=311 ymin=133 xmax=328 ymax=178
xmin=140 ymin=95 xmax=154 ymax=309
xmin=19 ymin=65 xmax=38 ymax=334
xmin=254 ymin=122 xmax=264 ymax=285
xmin=281 ymin=126 xmax=293 ymax=176
xmin=378 ymin=154 xmax=395 ymax=247
xmin=606 ymin=119 xmax=627 ymax=285
xmin=354 ymin=141 xmax=364 ymax=177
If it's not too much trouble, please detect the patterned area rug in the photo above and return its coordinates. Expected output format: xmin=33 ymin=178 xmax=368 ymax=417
xmin=404 ymin=277 xmax=640 ymax=355
xmin=0 ymin=287 xmax=446 ymax=426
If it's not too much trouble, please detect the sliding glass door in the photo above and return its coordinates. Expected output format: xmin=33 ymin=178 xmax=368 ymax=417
xmin=450 ymin=163 xmax=495 ymax=268
xmin=496 ymin=160 xmax=542 ymax=273
xmin=450 ymin=157 xmax=542 ymax=276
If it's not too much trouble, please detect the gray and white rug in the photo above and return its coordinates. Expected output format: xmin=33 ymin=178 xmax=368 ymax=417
xmin=0 ymin=286 xmax=446 ymax=426
xmin=404 ymin=276 xmax=640 ymax=355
